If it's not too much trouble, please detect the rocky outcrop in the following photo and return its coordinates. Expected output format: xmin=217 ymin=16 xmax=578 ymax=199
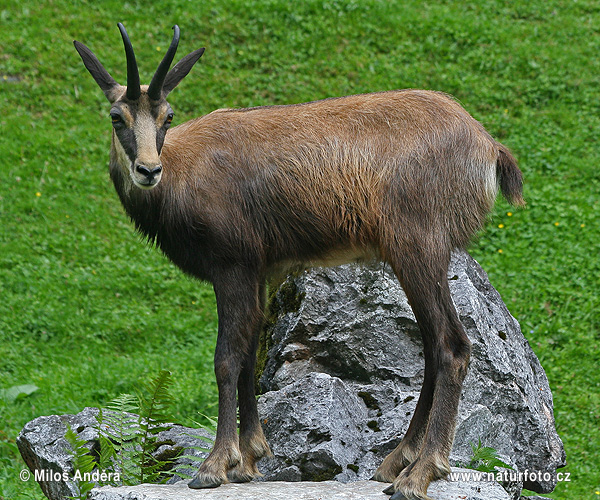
xmin=18 ymin=252 xmax=565 ymax=500
xmin=256 ymin=252 xmax=565 ymax=496
xmin=17 ymin=407 xmax=213 ymax=500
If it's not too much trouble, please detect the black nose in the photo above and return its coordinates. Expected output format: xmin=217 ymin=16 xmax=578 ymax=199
xmin=136 ymin=164 xmax=162 ymax=180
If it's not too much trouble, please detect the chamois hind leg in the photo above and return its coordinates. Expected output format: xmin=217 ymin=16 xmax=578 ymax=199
xmin=373 ymin=332 xmax=436 ymax=482
xmin=228 ymin=280 xmax=272 ymax=483
xmin=188 ymin=269 xmax=263 ymax=489
xmin=380 ymin=239 xmax=471 ymax=500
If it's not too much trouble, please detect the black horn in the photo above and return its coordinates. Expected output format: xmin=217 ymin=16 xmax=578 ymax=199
xmin=118 ymin=23 xmax=141 ymax=101
xmin=148 ymin=25 xmax=180 ymax=100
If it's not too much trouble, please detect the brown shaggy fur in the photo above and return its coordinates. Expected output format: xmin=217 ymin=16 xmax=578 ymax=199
xmin=74 ymin=26 xmax=524 ymax=500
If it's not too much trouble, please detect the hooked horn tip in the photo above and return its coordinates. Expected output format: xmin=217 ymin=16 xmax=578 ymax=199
xmin=171 ymin=25 xmax=181 ymax=42
xmin=117 ymin=23 xmax=132 ymax=43
xmin=147 ymin=23 xmax=182 ymax=100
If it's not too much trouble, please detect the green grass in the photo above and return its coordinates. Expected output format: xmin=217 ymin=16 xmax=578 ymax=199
xmin=1 ymin=1 xmax=598 ymax=498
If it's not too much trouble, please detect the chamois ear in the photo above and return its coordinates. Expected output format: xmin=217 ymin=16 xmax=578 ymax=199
xmin=162 ymin=48 xmax=205 ymax=97
xmin=73 ymin=40 xmax=120 ymax=101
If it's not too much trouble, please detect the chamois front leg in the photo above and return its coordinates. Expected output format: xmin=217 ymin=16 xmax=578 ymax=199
xmin=228 ymin=281 xmax=272 ymax=483
xmin=188 ymin=269 xmax=262 ymax=489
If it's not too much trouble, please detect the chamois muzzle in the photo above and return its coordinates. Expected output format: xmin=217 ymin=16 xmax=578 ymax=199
xmin=132 ymin=162 xmax=163 ymax=189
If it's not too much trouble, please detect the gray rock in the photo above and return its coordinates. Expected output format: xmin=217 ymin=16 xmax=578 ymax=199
xmin=88 ymin=474 xmax=511 ymax=500
xmin=17 ymin=407 xmax=98 ymax=500
xmin=257 ymin=251 xmax=565 ymax=495
xmin=258 ymin=372 xmax=369 ymax=482
xmin=17 ymin=407 xmax=214 ymax=500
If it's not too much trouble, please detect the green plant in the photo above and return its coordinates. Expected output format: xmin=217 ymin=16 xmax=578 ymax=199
xmin=64 ymin=424 xmax=96 ymax=500
xmin=96 ymin=393 xmax=142 ymax=486
xmin=0 ymin=385 xmax=39 ymax=403
xmin=97 ymin=370 xmax=178 ymax=486
xmin=66 ymin=370 xmax=185 ymax=496
xmin=136 ymin=370 xmax=177 ymax=484
xmin=465 ymin=439 xmax=513 ymax=474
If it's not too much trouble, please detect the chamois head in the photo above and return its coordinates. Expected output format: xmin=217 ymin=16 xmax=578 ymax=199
xmin=74 ymin=23 xmax=204 ymax=189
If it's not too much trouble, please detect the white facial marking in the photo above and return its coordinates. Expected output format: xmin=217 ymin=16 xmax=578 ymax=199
xmin=130 ymin=96 xmax=163 ymax=190
xmin=134 ymin=99 xmax=160 ymax=168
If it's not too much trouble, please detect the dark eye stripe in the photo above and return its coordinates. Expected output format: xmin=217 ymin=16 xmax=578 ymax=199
xmin=115 ymin=127 xmax=137 ymax=163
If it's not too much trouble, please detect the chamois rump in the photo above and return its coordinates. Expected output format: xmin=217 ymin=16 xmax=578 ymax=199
xmin=74 ymin=23 xmax=524 ymax=500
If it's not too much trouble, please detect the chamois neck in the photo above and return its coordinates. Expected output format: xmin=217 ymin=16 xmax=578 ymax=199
xmin=109 ymin=138 xmax=161 ymax=241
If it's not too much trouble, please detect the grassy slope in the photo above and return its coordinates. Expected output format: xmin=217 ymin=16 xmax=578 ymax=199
xmin=0 ymin=1 xmax=598 ymax=498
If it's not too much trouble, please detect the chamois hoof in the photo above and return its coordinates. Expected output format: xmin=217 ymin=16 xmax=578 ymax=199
xmin=187 ymin=475 xmax=223 ymax=489
xmin=384 ymin=490 xmax=429 ymax=500
xmin=384 ymin=486 xmax=433 ymax=500
xmin=373 ymin=469 xmax=398 ymax=483
xmin=383 ymin=484 xmax=395 ymax=495
xmin=392 ymin=492 xmax=432 ymax=500
xmin=384 ymin=485 xmax=432 ymax=500
xmin=227 ymin=469 xmax=260 ymax=483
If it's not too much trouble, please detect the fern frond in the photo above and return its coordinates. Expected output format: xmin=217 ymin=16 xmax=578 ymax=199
xmin=104 ymin=393 xmax=139 ymax=414
xmin=90 ymin=372 xmax=197 ymax=487
xmin=467 ymin=439 xmax=513 ymax=473
xmin=173 ymin=453 xmax=209 ymax=462
xmin=96 ymin=435 xmax=118 ymax=485
xmin=168 ymin=470 xmax=194 ymax=480
xmin=136 ymin=370 xmax=177 ymax=483
xmin=96 ymin=394 xmax=143 ymax=486
xmin=138 ymin=370 xmax=176 ymax=429
xmin=64 ymin=423 xmax=96 ymax=500
xmin=190 ymin=413 xmax=218 ymax=434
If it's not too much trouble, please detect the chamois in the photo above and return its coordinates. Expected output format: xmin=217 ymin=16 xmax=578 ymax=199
xmin=74 ymin=23 xmax=524 ymax=500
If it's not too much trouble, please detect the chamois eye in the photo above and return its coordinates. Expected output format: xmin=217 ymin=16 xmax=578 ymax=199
xmin=165 ymin=113 xmax=174 ymax=127
xmin=110 ymin=113 xmax=124 ymax=129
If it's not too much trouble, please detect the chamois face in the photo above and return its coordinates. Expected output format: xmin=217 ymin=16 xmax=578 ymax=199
xmin=74 ymin=23 xmax=204 ymax=190
xmin=109 ymin=90 xmax=173 ymax=190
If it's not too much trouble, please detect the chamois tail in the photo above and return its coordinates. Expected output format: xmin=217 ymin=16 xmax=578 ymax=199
xmin=496 ymin=144 xmax=525 ymax=207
